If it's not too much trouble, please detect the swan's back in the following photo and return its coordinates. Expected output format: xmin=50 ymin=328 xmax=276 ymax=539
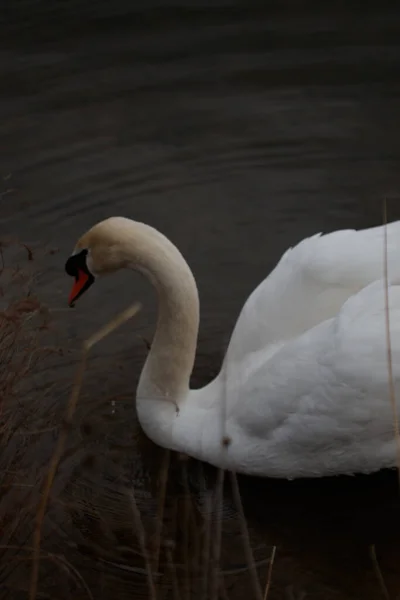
xmin=224 ymin=220 xmax=400 ymax=366
xmin=209 ymin=279 xmax=400 ymax=478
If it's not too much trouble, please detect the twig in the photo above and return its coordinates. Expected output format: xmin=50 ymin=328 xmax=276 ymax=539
xmin=3 ymin=551 xmax=93 ymax=599
xmin=210 ymin=468 xmax=225 ymax=600
xmin=201 ymin=490 xmax=212 ymax=600
xmin=165 ymin=543 xmax=181 ymax=600
xmin=84 ymin=302 xmax=142 ymax=350
xmin=153 ymin=449 xmax=170 ymax=572
xmin=263 ymin=546 xmax=276 ymax=600
xmin=188 ymin=486 xmax=202 ymax=591
xmin=230 ymin=472 xmax=263 ymax=600
xmin=21 ymin=243 xmax=33 ymax=261
xmin=129 ymin=489 xmax=157 ymax=600
xmin=46 ymin=553 xmax=94 ymax=600
xmin=369 ymin=544 xmax=390 ymax=600
xmin=181 ymin=461 xmax=192 ymax=600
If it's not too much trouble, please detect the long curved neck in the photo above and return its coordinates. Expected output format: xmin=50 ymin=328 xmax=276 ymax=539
xmin=120 ymin=223 xmax=200 ymax=402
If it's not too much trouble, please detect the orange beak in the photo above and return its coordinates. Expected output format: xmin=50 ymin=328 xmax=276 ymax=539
xmin=68 ymin=268 xmax=90 ymax=307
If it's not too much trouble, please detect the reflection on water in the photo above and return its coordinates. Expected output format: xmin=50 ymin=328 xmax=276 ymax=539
xmin=2 ymin=2 xmax=400 ymax=598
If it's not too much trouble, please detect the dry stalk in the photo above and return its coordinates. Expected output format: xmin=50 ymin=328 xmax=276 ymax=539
xmin=165 ymin=543 xmax=181 ymax=600
xmin=263 ymin=546 xmax=276 ymax=600
xmin=129 ymin=489 xmax=157 ymax=600
xmin=230 ymin=472 xmax=263 ymax=600
xmin=200 ymin=488 xmax=212 ymax=600
xmin=153 ymin=449 xmax=170 ymax=572
xmin=29 ymin=302 xmax=142 ymax=600
xmin=369 ymin=544 xmax=390 ymax=600
xmin=181 ymin=461 xmax=192 ymax=600
xmin=187 ymin=486 xmax=202 ymax=592
xmin=45 ymin=553 xmax=94 ymax=600
xmin=209 ymin=467 xmax=225 ymax=600
xmin=2 ymin=547 xmax=93 ymax=600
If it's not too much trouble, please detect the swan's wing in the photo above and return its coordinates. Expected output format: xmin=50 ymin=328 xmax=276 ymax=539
xmin=225 ymin=220 xmax=400 ymax=363
xmin=224 ymin=280 xmax=400 ymax=477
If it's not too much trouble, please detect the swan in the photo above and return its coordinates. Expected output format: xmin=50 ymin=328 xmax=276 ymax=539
xmin=65 ymin=216 xmax=400 ymax=479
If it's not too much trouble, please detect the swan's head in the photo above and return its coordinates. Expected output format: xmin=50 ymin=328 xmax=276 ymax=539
xmin=65 ymin=217 xmax=134 ymax=307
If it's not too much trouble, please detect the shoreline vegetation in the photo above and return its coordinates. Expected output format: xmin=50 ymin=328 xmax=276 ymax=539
xmin=0 ymin=241 xmax=276 ymax=600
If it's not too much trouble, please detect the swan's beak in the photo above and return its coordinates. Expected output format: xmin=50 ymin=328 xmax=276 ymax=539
xmin=68 ymin=268 xmax=94 ymax=307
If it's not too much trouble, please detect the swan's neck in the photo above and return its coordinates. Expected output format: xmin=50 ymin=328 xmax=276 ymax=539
xmin=123 ymin=224 xmax=200 ymax=402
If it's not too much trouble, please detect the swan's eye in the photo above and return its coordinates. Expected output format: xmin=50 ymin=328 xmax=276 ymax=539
xmin=65 ymin=248 xmax=89 ymax=277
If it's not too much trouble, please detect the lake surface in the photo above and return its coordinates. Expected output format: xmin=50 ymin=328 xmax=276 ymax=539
xmin=2 ymin=2 xmax=400 ymax=599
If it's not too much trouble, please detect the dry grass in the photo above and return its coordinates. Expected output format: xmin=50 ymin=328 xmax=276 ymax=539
xmin=0 ymin=242 xmax=251 ymax=598
xmin=0 ymin=256 xmax=274 ymax=600
xmin=29 ymin=302 xmax=142 ymax=600
xmin=0 ymin=241 xmax=61 ymax=597
xmin=24 ymin=292 xmax=275 ymax=600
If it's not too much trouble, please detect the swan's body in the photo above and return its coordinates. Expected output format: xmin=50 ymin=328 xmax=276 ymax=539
xmin=66 ymin=217 xmax=400 ymax=478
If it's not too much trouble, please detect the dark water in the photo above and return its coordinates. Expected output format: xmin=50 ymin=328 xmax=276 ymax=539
xmin=2 ymin=2 xmax=400 ymax=599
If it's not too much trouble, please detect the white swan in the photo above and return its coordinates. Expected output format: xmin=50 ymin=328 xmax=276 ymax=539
xmin=65 ymin=217 xmax=400 ymax=479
